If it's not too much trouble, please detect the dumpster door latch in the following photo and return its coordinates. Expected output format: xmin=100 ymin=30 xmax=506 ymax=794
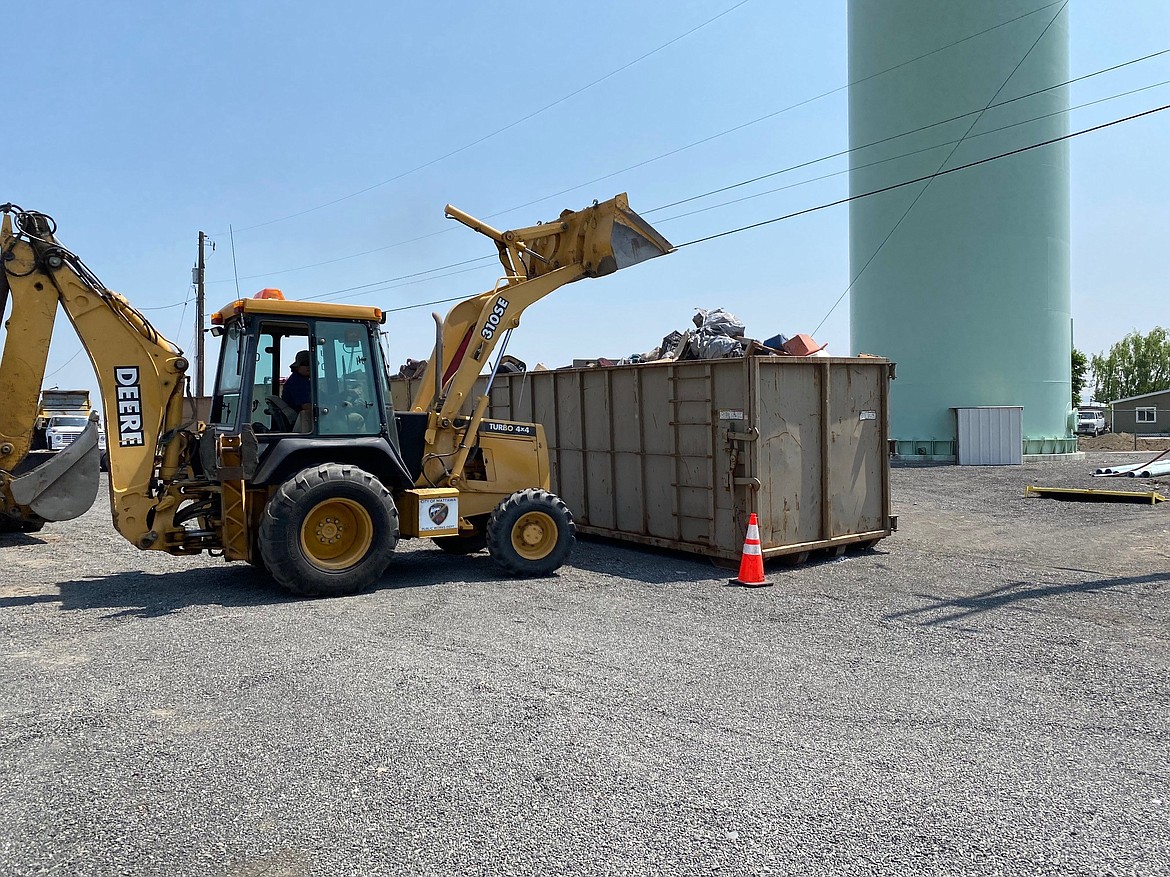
xmin=723 ymin=426 xmax=760 ymax=491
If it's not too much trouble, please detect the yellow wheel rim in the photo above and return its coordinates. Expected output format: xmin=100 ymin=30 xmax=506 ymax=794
xmin=299 ymin=498 xmax=374 ymax=570
xmin=510 ymin=511 xmax=558 ymax=561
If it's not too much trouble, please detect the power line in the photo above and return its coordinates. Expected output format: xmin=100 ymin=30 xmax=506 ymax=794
xmin=276 ymin=103 xmax=1170 ymax=322
xmin=656 ymin=80 xmax=1170 ymax=225
xmin=170 ymin=73 xmax=1170 ymax=317
xmin=219 ymin=1 xmax=754 ymax=235
xmin=676 ymin=104 xmax=1168 ymax=251
xmin=384 ymin=293 xmax=478 ymax=315
xmin=205 ymin=226 xmax=455 ymax=285
xmin=217 ymin=73 xmax=1170 ymax=308
xmin=472 ymin=0 xmax=1073 ymax=223
xmin=172 ymin=285 xmax=195 ymax=355
xmin=208 ymin=0 xmax=1064 ymax=256
xmin=647 ymin=48 xmax=1170 ymax=217
xmin=328 ymin=263 xmax=498 ymax=306
xmin=139 ymin=300 xmax=192 ymax=311
xmin=207 ymin=45 xmax=1167 ymax=286
xmin=311 ymin=256 xmax=498 ymax=302
xmin=43 ymin=347 xmax=85 ymax=380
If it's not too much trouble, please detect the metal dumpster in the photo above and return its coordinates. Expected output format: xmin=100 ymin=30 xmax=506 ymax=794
xmin=393 ymin=355 xmax=894 ymax=562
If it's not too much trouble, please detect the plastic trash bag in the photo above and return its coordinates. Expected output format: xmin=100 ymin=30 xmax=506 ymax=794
xmin=690 ymin=331 xmax=743 ymax=359
xmin=693 ymin=308 xmax=745 ymax=338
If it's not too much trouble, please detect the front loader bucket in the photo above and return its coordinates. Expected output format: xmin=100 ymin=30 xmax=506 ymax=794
xmin=525 ymin=193 xmax=674 ymax=280
xmin=6 ymin=419 xmax=100 ymax=524
xmin=583 ymin=194 xmax=674 ymax=277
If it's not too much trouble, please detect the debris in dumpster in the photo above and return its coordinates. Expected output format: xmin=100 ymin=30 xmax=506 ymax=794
xmin=556 ymin=307 xmax=834 ymax=369
xmin=782 ymin=333 xmax=827 ymax=357
xmin=687 ymin=307 xmax=747 ymax=361
xmin=1025 ymin=485 xmax=1167 ymax=504
xmin=496 ymin=355 xmax=526 ymax=374
xmin=397 ymin=358 xmax=428 ymax=379
xmin=763 ymin=333 xmax=789 ymax=351
xmin=693 ymin=307 xmax=745 ymax=338
xmin=690 ymin=330 xmax=743 ymax=360
xmin=657 ymin=330 xmax=688 ymax=361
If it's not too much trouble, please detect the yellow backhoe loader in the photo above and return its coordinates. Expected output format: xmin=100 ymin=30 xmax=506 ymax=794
xmin=0 ymin=196 xmax=671 ymax=596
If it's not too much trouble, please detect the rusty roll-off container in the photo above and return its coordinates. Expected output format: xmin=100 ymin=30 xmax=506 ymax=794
xmin=397 ymin=355 xmax=895 ymax=562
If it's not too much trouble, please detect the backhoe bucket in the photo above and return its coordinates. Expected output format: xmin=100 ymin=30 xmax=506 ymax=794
xmin=528 ymin=193 xmax=674 ymax=280
xmin=6 ymin=418 xmax=100 ymax=524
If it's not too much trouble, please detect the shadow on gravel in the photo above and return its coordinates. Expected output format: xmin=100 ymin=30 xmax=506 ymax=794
xmin=0 ymin=532 xmax=48 ymax=546
xmin=885 ymin=571 xmax=1170 ymax=626
xmin=569 ymin=535 xmax=718 ymax=584
xmin=568 ymin=534 xmax=885 ymax=584
xmin=0 ymin=568 xmax=297 ymax=618
xmin=0 ymin=542 xmax=566 ymax=617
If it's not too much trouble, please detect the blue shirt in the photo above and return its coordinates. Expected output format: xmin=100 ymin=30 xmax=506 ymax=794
xmin=281 ymin=371 xmax=311 ymax=410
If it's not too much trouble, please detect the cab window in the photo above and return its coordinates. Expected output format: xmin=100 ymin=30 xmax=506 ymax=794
xmin=315 ymin=322 xmax=380 ymax=436
xmin=210 ymin=323 xmax=246 ymax=427
xmin=252 ymin=322 xmax=310 ymax=433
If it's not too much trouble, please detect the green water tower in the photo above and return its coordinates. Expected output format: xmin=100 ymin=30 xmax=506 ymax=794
xmin=848 ymin=1 xmax=1073 ymax=459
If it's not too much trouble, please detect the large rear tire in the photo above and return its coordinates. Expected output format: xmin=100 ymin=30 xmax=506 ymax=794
xmin=486 ymin=489 xmax=574 ymax=577
xmin=259 ymin=464 xmax=398 ymax=597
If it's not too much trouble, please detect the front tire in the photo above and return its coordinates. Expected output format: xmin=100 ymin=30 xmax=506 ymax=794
xmin=486 ymin=489 xmax=574 ymax=577
xmin=259 ymin=464 xmax=398 ymax=597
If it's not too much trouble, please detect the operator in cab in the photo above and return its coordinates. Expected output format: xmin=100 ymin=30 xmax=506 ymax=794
xmin=282 ymin=350 xmax=313 ymax=431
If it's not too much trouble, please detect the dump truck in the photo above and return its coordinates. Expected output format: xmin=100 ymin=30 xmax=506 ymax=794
xmin=0 ymin=196 xmax=672 ymax=594
xmin=33 ymin=389 xmax=91 ymax=450
xmin=31 ymin=390 xmax=108 ymax=469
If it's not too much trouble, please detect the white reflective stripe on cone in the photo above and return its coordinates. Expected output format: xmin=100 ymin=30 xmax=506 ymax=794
xmin=746 ymin=524 xmax=760 ymax=540
xmin=742 ymin=543 xmax=762 ymax=556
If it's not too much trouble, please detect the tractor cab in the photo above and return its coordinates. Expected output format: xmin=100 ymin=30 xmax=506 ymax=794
xmin=207 ymin=293 xmax=415 ymax=489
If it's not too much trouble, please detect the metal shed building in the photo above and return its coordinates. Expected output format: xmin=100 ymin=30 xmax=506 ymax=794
xmin=1110 ymin=389 xmax=1170 ymax=435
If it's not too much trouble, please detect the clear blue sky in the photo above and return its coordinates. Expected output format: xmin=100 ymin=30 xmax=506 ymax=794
xmin=5 ymin=1 xmax=1168 ymax=399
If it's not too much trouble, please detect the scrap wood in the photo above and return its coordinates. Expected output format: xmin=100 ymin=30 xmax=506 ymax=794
xmin=1025 ymin=485 xmax=1167 ymax=504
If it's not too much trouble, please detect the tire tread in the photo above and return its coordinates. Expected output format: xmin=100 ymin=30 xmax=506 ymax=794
xmin=259 ymin=463 xmax=398 ymax=597
xmin=486 ymin=488 xmax=574 ymax=577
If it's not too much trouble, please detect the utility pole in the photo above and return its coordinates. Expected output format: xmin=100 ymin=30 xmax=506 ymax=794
xmin=194 ymin=232 xmax=207 ymax=399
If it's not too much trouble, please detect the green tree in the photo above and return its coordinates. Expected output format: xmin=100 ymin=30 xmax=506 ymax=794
xmin=1071 ymin=348 xmax=1088 ymax=407
xmin=1090 ymin=327 xmax=1170 ymax=402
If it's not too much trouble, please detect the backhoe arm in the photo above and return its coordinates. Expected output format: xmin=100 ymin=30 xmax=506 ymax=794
xmin=411 ymin=193 xmax=672 ymax=419
xmin=0 ymin=206 xmax=190 ymax=546
xmin=0 ymin=218 xmax=58 ymax=470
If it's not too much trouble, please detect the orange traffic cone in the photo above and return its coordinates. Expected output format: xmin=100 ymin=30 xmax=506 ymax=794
xmin=731 ymin=513 xmax=770 ymax=587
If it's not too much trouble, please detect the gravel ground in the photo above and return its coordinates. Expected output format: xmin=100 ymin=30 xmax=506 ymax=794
xmin=1 ymin=454 xmax=1168 ymax=876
